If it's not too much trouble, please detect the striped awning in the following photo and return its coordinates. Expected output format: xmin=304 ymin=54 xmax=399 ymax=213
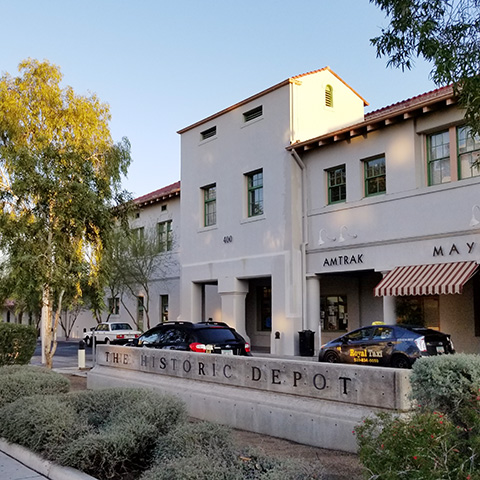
xmin=374 ymin=261 xmax=478 ymax=297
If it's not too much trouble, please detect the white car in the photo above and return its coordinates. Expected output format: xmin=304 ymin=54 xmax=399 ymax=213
xmin=92 ymin=322 xmax=142 ymax=345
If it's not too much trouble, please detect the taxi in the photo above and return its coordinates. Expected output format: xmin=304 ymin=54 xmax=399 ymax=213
xmin=318 ymin=324 xmax=454 ymax=368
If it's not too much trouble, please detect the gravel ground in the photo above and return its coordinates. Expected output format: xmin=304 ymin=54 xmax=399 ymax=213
xmin=63 ymin=374 xmax=364 ymax=480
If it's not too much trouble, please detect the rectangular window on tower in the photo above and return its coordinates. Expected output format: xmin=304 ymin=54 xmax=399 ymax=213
xmin=246 ymin=169 xmax=264 ymax=217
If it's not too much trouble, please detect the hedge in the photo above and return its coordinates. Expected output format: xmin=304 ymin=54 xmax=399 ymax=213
xmin=0 ymin=323 xmax=37 ymax=366
xmin=0 ymin=365 xmax=70 ymax=408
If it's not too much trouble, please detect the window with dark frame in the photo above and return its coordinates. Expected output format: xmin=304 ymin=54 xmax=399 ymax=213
xmin=320 ymin=295 xmax=348 ymax=331
xmin=243 ymin=106 xmax=263 ymax=123
xmin=200 ymin=126 xmax=217 ymax=141
xmin=203 ymin=184 xmax=216 ymax=227
xmin=108 ymin=297 xmax=120 ymax=315
xmin=427 ymin=130 xmax=450 ymax=185
xmin=247 ymin=170 xmax=264 ymax=217
xmin=160 ymin=295 xmax=169 ymax=323
xmin=327 ymin=165 xmax=346 ymax=204
xmin=458 ymin=125 xmax=480 ymax=179
xmin=364 ymin=156 xmax=386 ymax=196
xmin=157 ymin=220 xmax=172 ymax=252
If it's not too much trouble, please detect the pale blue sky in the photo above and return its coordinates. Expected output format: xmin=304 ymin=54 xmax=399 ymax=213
xmin=1 ymin=0 xmax=436 ymax=198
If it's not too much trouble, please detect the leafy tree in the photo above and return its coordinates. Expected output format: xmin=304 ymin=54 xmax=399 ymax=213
xmin=0 ymin=59 xmax=131 ymax=367
xmin=103 ymin=224 xmax=177 ymax=331
xmin=370 ymin=0 xmax=480 ymax=136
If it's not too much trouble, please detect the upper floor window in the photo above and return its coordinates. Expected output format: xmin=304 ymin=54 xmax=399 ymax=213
xmin=458 ymin=126 xmax=480 ymax=179
xmin=108 ymin=297 xmax=120 ymax=316
xmin=200 ymin=126 xmax=216 ymax=141
xmin=203 ymin=184 xmax=216 ymax=227
xmin=247 ymin=169 xmax=264 ymax=217
xmin=325 ymin=84 xmax=333 ymax=108
xmin=327 ymin=165 xmax=346 ymax=204
xmin=427 ymin=130 xmax=450 ymax=185
xmin=243 ymin=106 xmax=263 ymax=123
xmin=364 ymin=156 xmax=386 ymax=196
xmin=157 ymin=220 xmax=172 ymax=252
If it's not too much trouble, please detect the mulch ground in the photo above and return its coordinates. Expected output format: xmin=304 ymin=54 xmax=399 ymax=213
xmin=62 ymin=374 xmax=363 ymax=480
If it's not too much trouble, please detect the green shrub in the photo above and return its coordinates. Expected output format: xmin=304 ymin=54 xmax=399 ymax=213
xmin=411 ymin=354 xmax=480 ymax=416
xmin=0 ymin=365 xmax=70 ymax=408
xmin=58 ymin=389 xmax=187 ymax=480
xmin=144 ymin=421 xmax=324 ymax=480
xmin=0 ymin=394 xmax=85 ymax=458
xmin=0 ymin=323 xmax=37 ymax=366
xmin=356 ymin=354 xmax=480 ymax=479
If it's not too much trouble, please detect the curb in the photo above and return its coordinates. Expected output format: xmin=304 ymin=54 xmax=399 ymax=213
xmin=0 ymin=438 xmax=97 ymax=480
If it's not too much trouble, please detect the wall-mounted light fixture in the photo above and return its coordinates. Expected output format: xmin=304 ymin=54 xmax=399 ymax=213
xmin=470 ymin=205 xmax=480 ymax=227
xmin=318 ymin=228 xmax=336 ymax=245
xmin=338 ymin=225 xmax=358 ymax=243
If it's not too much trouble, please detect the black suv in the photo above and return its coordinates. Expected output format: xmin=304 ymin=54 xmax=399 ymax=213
xmin=318 ymin=324 xmax=454 ymax=368
xmin=127 ymin=321 xmax=251 ymax=356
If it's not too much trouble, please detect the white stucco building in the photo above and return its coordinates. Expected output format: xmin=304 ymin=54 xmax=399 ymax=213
xmin=3 ymin=68 xmax=479 ymax=356
xmin=177 ymin=69 xmax=480 ymax=355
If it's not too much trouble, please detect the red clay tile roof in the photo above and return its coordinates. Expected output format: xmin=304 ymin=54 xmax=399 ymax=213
xmin=133 ymin=181 xmax=180 ymax=207
xmin=288 ymin=84 xmax=457 ymax=152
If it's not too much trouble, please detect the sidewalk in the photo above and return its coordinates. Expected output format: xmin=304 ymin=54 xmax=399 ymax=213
xmin=0 ymin=440 xmax=96 ymax=480
xmin=0 ymin=450 xmax=48 ymax=480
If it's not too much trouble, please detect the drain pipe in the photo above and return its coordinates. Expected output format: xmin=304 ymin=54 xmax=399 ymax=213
xmin=290 ymin=148 xmax=308 ymax=331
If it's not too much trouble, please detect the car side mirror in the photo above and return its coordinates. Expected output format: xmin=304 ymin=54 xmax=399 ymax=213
xmin=341 ymin=337 xmax=349 ymax=344
xmin=132 ymin=338 xmax=139 ymax=346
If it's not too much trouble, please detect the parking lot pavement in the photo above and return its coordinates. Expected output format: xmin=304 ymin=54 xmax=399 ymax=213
xmin=0 ymin=451 xmax=48 ymax=480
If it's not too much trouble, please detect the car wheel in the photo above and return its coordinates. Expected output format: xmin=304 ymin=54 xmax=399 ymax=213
xmin=391 ymin=354 xmax=410 ymax=369
xmin=323 ymin=351 xmax=340 ymax=363
xmin=85 ymin=337 xmax=91 ymax=348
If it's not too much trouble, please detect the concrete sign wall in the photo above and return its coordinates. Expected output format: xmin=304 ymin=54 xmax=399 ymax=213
xmin=97 ymin=346 xmax=411 ymax=410
xmin=89 ymin=346 xmax=412 ymax=452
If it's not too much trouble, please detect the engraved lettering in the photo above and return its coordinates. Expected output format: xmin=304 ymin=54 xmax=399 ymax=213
xmin=449 ymin=244 xmax=460 ymax=255
xmin=293 ymin=371 xmax=302 ymax=387
xmin=433 ymin=246 xmax=444 ymax=256
xmin=198 ymin=362 xmax=206 ymax=376
xmin=159 ymin=357 xmax=167 ymax=369
xmin=223 ymin=364 xmax=232 ymax=379
xmin=183 ymin=360 xmax=192 ymax=373
xmin=251 ymin=366 xmax=261 ymax=381
xmin=313 ymin=373 xmax=326 ymax=390
xmin=467 ymin=242 xmax=475 ymax=253
xmin=339 ymin=376 xmax=352 ymax=395
xmin=271 ymin=369 xmax=281 ymax=385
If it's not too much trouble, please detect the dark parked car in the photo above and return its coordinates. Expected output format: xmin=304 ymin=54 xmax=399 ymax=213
xmin=127 ymin=321 xmax=251 ymax=356
xmin=318 ymin=324 xmax=454 ymax=368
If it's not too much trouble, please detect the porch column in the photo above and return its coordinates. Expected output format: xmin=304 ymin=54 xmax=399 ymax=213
xmin=381 ymin=271 xmax=396 ymax=324
xmin=306 ymin=274 xmax=321 ymax=352
xmin=218 ymin=278 xmax=249 ymax=341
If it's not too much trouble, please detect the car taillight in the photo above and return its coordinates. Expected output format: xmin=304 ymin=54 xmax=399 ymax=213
xmin=189 ymin=342 xmax=207 ymax=352
xmin=116 ymin=334 xmax=125 ymax=339
xmin=135 ymin=334 xmax=140 ymax=338
xmin=415 ymin=336 xmax=427 ymax=352
xmin=245 ymin=343 xmax=251 ymax=353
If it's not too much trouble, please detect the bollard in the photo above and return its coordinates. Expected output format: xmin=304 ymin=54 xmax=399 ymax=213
xmin=78 ymin=340 xmax=86 ymax=369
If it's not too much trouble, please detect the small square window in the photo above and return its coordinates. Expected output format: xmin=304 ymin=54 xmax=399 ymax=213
xmin=364 ymin=156 xmax=386 ymax=196
xmin=243 ymin=106 xmax=263 ymax=122
xmin=200 ymin=126 xmax=216 ymax=141
xmin=326 ymin=165 xmax=346 ymax=204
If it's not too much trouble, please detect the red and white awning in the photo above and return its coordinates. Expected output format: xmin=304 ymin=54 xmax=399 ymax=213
xmin=374 ymin=261 xmax=478 ymax=297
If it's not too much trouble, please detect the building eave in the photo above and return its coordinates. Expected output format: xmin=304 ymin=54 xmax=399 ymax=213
xmin=287 ymin=85 xmax=457 ymax=153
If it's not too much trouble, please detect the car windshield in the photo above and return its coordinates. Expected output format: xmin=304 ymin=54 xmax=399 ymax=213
xmin=111 ymin=323 xmax=133 ymax=331
xmin=195 ymin=327 xmax=238 ymax=343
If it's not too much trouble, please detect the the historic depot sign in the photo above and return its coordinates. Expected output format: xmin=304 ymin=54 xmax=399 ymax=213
xmin=97 ymin=346 xmax=411 ymax=411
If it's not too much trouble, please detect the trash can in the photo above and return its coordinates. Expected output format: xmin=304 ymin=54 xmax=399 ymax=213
xmin=298 ymin=329 xmax=315 ymax=356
